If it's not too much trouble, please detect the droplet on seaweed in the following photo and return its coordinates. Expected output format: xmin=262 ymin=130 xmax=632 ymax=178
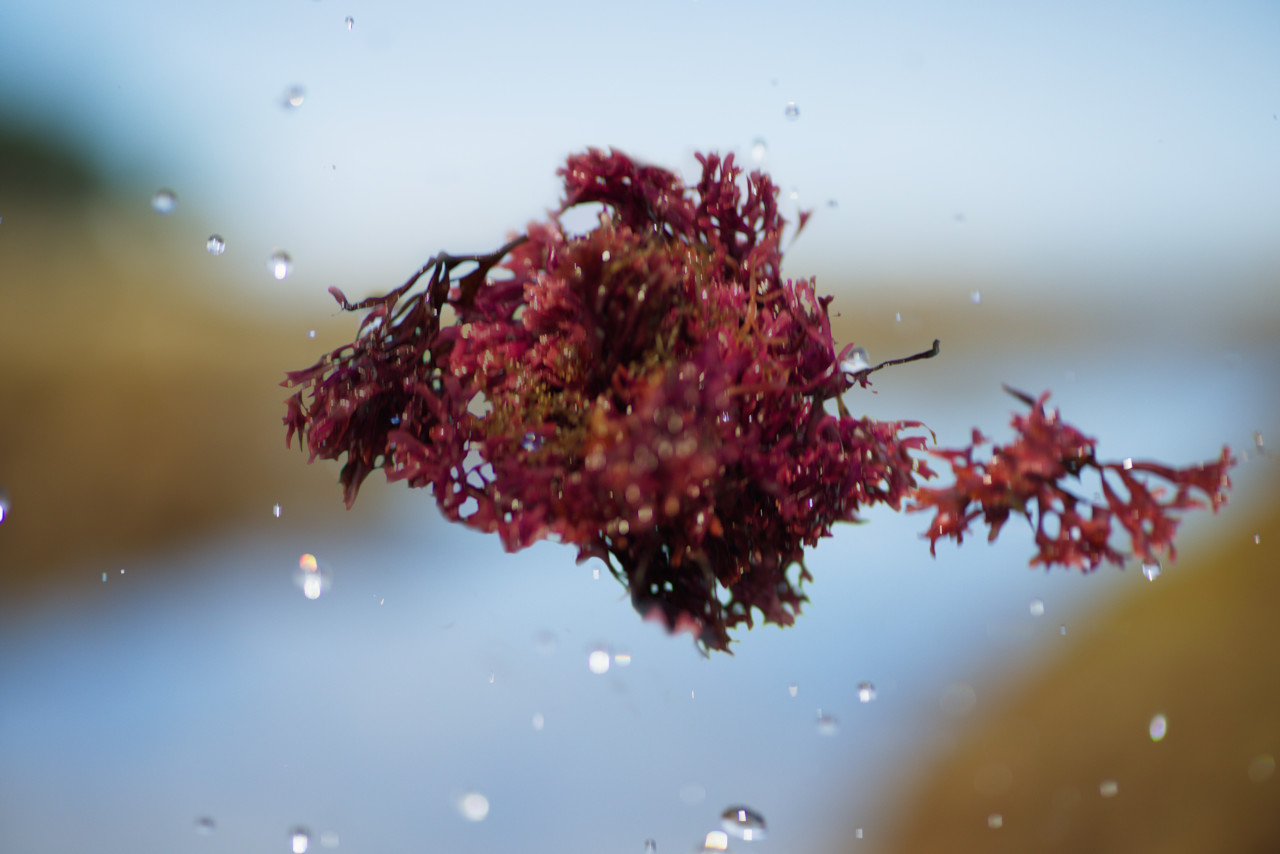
xmin=841 ymin=347 xmax=871 ymax=373
xmin=151 ymin=189 xmax=177 ymax=214
xmin=457 ymin=792 xmax=490 ymax=821
xmin=720 ymin=805 xmax=768 ymax=841
xmin=206 ymin=234 xmax=226 ymax=255
xmin=1142 ymin=561 xmax=1161 ymax=581
xmin=857 ymin=682 xmax=877 ymax=703
xmin=784 ymin=101 xmax=799 ymax=120
xmin=269 ymin=250 xmax=292 ymax=280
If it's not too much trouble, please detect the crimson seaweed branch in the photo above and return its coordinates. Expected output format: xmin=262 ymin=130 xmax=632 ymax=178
xmin=283 ymin=148 xmax=1233 ymax=652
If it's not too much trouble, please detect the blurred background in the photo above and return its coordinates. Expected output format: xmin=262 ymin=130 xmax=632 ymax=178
xmin=1 ymin=1 xmax=1278 ymax=852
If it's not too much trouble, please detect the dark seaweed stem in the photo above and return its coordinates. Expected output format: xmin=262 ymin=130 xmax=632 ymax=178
xmin=284 ymin=147 xmax=1233 ymax=652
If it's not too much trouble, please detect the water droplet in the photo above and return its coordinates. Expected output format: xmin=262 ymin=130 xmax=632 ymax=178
xmin=532 ymin=713 xmax=545 ymax=730
xmin=1141 ymin=561 xmax=1161 ymax=581
xmin=614 ymin=652 xmax=632 ymax=666
xmin=0 ymin=488 xmax=9 ymax=524
xmin=269 ymin=250 xmax=292 ymax=280
xmin=700 ymin=831 xmax=729 ymax=851
xmin=458 ymin=792 xmax=490 ymax=821
xmin=969 ymin=290 xmax=982 ymax=304
xmin=750 ymin=138 xmax=767 ymax=162
xmin=151 ymin=189 xmax=177 ymax=214
xmin=788 ymin=186 xmax=799 ymax=201
xmin=784 ymin=101 xmax=799 ymax=120
xmin=857 ymin=682 xmax=877 ymax=703
xmin=194 ymin=816 xmax=216 ymax=835
xmin=1248 ymin=754 xmax=1275 ymax=783
xmin=521 ymin=432 xmax=544 ymax=451
xmin=1254 ymin=534 xmax=1261 ymax=544
xmin=272 ymin=503 xmax=282 ymax=518
xmin=319 ymin=831 xmax=340 ymax=848
xmin=291 ymin=827 xmax=312 ymax=853
xmin=787 ymin=683 xmax=798 ymax=698
xmin=1149 ymin=713 xmax=1167 ymax=741
xmin=721 ymin=805 xmax=768 ymax=841
xmin=206 ymin=234 xmax=226 ymax=255
xmin=102 ymin=572 xmax=108 ymax=583
xmin=1029 ymin=598 xmax=1045 ymax=617
xmin=587 ymin=647 xmax=611 ymax=674
xmin=987 ymin=813 xmax=1003 ymax=829
xmin=344 ymin=16 xmax=354 ymax=30
xmin=643 ymin=840 xmax=657 ymax=853
xmin=1098 ymin=779 xmax=1119 ymax=797
xmin=841 ymin=347 xmax=871 ymax=374
xmin=307 ymin=330 xmax=317 ymax=339
xmin=855 ymin=828 xmax=864 ymax=839
xmin=826 ymin=198 xmax=838 ymax=208
xmin=295 ymin=553 xmax=331 ymax=600
xmin=284 ymin=86 xmax=305 ymax=108
xmin=816 ymin=710 xmax=839 ymax=735
xmin=592 ymin=568 xmax=600 ymax=580
xmin=894 ymin=312 xmax=902 ymax=323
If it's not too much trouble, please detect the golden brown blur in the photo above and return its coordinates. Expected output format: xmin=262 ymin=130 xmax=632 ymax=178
xmin=0 ymin=128 xmax=366 ymax=603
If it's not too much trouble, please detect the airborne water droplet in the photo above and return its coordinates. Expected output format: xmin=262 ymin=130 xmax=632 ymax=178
xmin=1029 ymin=598 xmax=1045 ymax=617
xmin=816 ymin=710 xmax=839 ymax=735
xmin=1099 ymin=779 xmax=1119 ymax=797
xmin=272 ymin=503 xmax=282 ymax=518
xmin=643 ymin=840 xmax=657 ymax=853
xmin=344 ymin=16 xmax=354 ymax=30
xmin=970 ymin=290 xmax=982 ymax=304
xmin=0 ymin=488 xmax=9 ymax=524
xmin=787 ymin=683 xmax=798 ymax=698
xmin=587 ymin=647 xmax=611 ymax=674
xmin=1149 ymin=713 xmax=1167 ymax=741
xmin=151 ymin=189 xmax=177 ymax=214
xmin=857 ymin=682 xmax=877 ymax=703
xmin=987 ymin=813 xmax=1003 ymax=829
xmin=269 ymin=250 xmax=293 ymax=280
xmin=750 ymin=138 xmax=767 ymax=162
xmin=291 ymin=827 xmax=311 ymax=853
xmin=721 ymin=805 xmax=768 ymax=841
xmin=194 ymin=816 xmax=216 ymax=835
xmin=206 ymin=234 xmax=226 ymax=255
xmin=784 ymin=101 xmax=800 ymax=120
xmin=1142 ymin=561 xmax=1161 ymax=581
xmin=458 ymin=792 xmax=490 ymax=821
xmin=284 ymin=86 xmax=305 ymax=108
